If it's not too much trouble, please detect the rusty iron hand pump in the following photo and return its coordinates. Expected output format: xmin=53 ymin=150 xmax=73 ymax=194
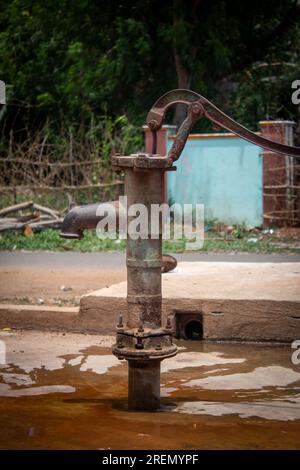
xmin=112 ymin=89 xmax=299 ymax=410
xmin=111 ymin=154 xmax=177 ymax=410
xmin=61 ymin=89 xmax=300 ymax=411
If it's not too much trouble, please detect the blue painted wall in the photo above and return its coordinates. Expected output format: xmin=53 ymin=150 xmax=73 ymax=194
xmin=167 ymin=135 xmax=263 ymax=227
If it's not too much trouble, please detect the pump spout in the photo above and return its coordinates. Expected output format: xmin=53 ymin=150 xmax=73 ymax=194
xmin=60 ymin=201 xmax=119 ymax=239
xmin=60 ymin=200 xmax=177 ymax=272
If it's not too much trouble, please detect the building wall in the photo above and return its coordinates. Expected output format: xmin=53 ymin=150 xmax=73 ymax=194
xmin=144 ymin=121 xmax=295 ymax=228
xmin=167 ymin=133 xmax=263 ymax=227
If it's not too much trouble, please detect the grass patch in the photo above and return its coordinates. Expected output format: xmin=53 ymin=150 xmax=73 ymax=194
xmin=0 ymin=229 xmax=126 ymax=252
xmin=0 ymin=229 xmax=299 ymax=254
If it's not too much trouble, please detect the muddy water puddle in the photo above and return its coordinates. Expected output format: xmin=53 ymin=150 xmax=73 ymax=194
xmin=0 ymin=331 xmax=300 ymax=449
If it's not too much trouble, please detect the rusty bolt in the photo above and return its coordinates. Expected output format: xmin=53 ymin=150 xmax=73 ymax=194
xmin=117 ymin=314 xmax=123 ymax=328
xmin=166 ymin=316 xmax=172 ymax=329
xmin=191 ymin=102 xmax=203 ymax=115
xmin=135 ymin=336 xmax=144 ymax=350
xmin=148 ymin=119 xmax=159 ymax=131
xmin=138 ymin=322 xmax=144 ymax=333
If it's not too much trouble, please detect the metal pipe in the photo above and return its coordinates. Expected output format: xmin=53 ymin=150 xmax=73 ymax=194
xmin=126 ymin=168 xmax=164 ymax=409
xmin=126 ymin=168 xmax=164 ymax=329
xmin=128 ymin=360 xmax=161 ymax=410
xmin=60 ymin=201 xmax=119 ymax=239
xmin=112 ymin=154 xmax=177 ymax=411
xmin=60 ymin=200 xmax=177 ymax=273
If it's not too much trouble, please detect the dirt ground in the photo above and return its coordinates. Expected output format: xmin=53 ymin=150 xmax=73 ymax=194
xmin=0 ymin=266 xmax=126 ymax=306
xmin=1 ymin=251 xmax=299 ymax=307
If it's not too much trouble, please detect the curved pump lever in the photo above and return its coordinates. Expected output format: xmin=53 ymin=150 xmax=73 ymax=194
xmin=146 ymin=89 xmax=300 ymax=161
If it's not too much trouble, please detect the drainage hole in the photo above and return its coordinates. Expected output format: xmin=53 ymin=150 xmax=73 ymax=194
xmin=185 ymin=320 xmax=203 ymax=340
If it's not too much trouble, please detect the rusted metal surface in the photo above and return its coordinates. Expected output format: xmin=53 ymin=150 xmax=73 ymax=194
xmin=112 ymin=152 xmax=173 ymax=169
xmin=127 ymin=360 xmax=161 ymax=410
xmin=60 ymin=201 xmax=119 ymax=239
xmin=111 ymin=153 xmax=178 ymax=409
xmin=147 ymin=89 xmax=300 ymax=160
xmin=125 ymin=167 xmax=164 ymax=329
xmin=112 ymin=327 xmax=176 ymax=361
xmin=110 ymin=157 xmax=178 ymax=329
xmin=60 ymin=200 xmax=176 ymax=273
xmin=162 ymin=254 xmax=177 ymax=273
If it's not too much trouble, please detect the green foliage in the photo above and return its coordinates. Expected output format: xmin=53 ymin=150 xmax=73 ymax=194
xmin=0 ymin=228 xmax=299 ymax=254
xmin=0 ymin=229 xmax=127 ymax=252
xmin=0 ymin=0 xmax=299 ymax=154
xmin=231 ymin=60 xmax=300 ymax=131
xmin=232 ymin=223 xmax=248 ymax=239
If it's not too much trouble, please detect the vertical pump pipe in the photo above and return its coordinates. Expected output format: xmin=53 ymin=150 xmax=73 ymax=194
xmin=112 ymin=153 xmax=177 ymax=410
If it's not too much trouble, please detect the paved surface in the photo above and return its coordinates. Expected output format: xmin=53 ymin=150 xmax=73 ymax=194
xmin=88 ymin=261 xmax=300 ymax=301
xmin=0 ymin=252 xmax=127 ymax=303
xmin=1 ymin=250 xmax=299 ymax=305
xmin=79 ymin=260 xmax=300 ymax=341
xmin=0 ymin=253 xmax=299 ymax=340
xmin=0 ymin=251 xmax=300 ymax=306
xmin=1 ymin=250 xmax=300 ymax=269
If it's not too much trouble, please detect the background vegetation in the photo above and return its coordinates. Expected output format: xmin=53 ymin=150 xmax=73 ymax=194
xmin=0 ymin=0 xmax=300 ymax=242
xmin=1 ymin=0 xmax=299 ymax=143
xmin=1 ymin=226 xmax=299 ymax=254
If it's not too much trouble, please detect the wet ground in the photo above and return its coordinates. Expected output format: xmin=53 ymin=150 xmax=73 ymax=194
xmin=0 ymin=330 xmax=299 ymax=449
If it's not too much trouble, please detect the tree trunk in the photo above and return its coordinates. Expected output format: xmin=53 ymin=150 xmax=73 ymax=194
xmin=172 ymin=1 xmax=194 ymax=127
xmin=173 ymin=48 xmax=192 ymax=126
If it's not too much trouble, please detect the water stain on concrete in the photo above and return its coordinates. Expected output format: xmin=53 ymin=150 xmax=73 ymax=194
xmin=0 ymin=331 xmax=300 ymax=449
xmin=184 ymin=366 xmax=300 ymax=390
xmin=0 ymin=383 xmax=75 ymax=397
xmin=79 ymin=354 xmax=122 ymax=375
xmin=175 ymin=396 xmax=300 ymax=421
xmin=161 ymin=351 xmax=245 ymax=373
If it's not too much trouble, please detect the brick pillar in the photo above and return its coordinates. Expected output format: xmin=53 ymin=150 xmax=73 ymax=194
xmin=143 ymin=125 xmax=177 ymax=203
xmin=259 ymin=120 xmax=295 ymax=227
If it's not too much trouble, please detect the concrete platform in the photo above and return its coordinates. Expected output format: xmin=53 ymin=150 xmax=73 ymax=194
xmin=1 ymin=261 xmax=299 ymax=342
xmin=0 ymin=304 xmax=79 ymax=332
xmin=80 ymin=262 xmax=300 ymax=342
